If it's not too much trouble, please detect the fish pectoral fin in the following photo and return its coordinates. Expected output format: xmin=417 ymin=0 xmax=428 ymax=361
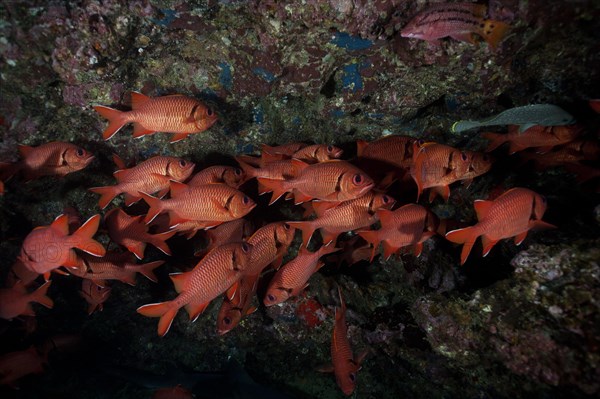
xmin=226 ymin=281 xmax=240 ymax=301
xmin=450 ymin=32 xmax=475 ymax=44
xmin=514 ymin=231 xmax=528 ymax=246
xmin=481 ymin=235 xmax=499 ymax=257
xmin=170 ymin=133 xmax=191 ymax=143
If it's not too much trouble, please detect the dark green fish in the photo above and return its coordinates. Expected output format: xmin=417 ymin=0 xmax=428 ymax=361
xmin=452 ymin=104 xmax=575 ymax=133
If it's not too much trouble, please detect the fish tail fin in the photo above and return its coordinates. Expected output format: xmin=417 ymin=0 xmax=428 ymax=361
xmin=30 ymin=281 xmax=54 ymax=309
xmin=137 ymin=260 xmax=164 ymax=283
xmin=445 ymin=226 xmax=481 ymax=265
xmin=286 ymin=221 xmax=316 ymax=247
xmin=93 ymin=105 xmax=128 ymax=140
xmin=88 ymin=185 xmax=120 ymax=209
xmin=137 ymin=301 xmax=179 ymax=337
xmin=256 ymin=178 xmax=288 ymax=205
xmin=139 ymin=192 xmax=165 ymax=224
xmin=356 ymin=230 xmax=380 ymax=261
xmin=0 ymin=161 xmax=20 ymax=181
xmin=480 ymin=19 xmax=510 ymax=50
xmin=71 ymin=215 xmax=106 ymax=257
xmin=481 ymin=132 xmax=507 ymax=152
xmin=148 ymin=230 xmax=176 ymax=256
xmin=451 ymin=120 xmax=480 ymax=133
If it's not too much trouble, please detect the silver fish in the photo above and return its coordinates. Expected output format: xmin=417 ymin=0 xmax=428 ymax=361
xmin=452 ymin=104 xmax=575 ymax=133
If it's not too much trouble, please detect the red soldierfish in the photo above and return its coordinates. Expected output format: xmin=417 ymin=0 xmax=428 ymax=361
xmin=357 ymin=204 xmax=438 ymax=260
xmin=319 ymin=287 xmax=367 ymax=396
xmin=71 ymin=252 xmax=163 ymax=286
xmin=94 ymin=92 xmax=218 ymax=143
xmin=261 ymin=142 xmax=307 ymax=157
xmin=19 ymin=214 xmax=106 ymax=280
xmin=105 ymin=208 xmax=175 ymax=259
xmin=0 ymin=281 xmax=53 ymax=320
xmin=140 ymin=182 xmax=256 ymax=228
xmin=152 ymin=385 xmax=194 ymax=399
xmin=356 ymin=135 xmax=416 ymax=169
xmin=263 ymin=244 xmax=340 ymax=306
xmin=79 ymin=280 xmax=111 ymax=315
xmin=401 ymin=2 xmax=510 ymax=49
xmin=0 ymin=346 xmax=47 ymax=387
xmin=445 ymin=187 xmax=556 ymax=264
xmin=196 ymin=218 xmax=253 ymax=257
xmin=258 ymin=160 xmax=374 ymax=205
xmin=243 ymin=222 xmax=296 ymax=277
xmin=482 ymin=124 xmax=582 ymax=154
xmin=187 ymin=165 xmax=245 ymax=188
xmin=89 ymin=155 xmax=194 ymax=209
xmin=410 ymin=142 xmax=471 ymax=202
xmin=137 ymin=242 xmax=253 ymax=336
xmin=0 ymin=142 xmax=94 ymax=182
xmin=288 ymin=192 xmax=396 ymax=248
xmin=217 ymin=273 xmax=259 ymax=335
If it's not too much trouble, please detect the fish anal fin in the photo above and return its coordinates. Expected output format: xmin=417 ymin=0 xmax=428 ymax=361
xmin=186 ymin=301 xmax=210 ymax=321
xmin=169 ymin=272 xmax=188 ymax=294
xmin=226 ymin=281 xmax=239 ymax=301
xmin=481 ymin=235 xmax=499 ymax=257
xmin=514 ymin=231 xmax=528 ymax=246
xmin=170 ymin=133 xmax=191 ymax=143
xmin=473 ymin=199 xmax=493 ymax=221
xmin=132 ymin=123 xmax=154 ymax=138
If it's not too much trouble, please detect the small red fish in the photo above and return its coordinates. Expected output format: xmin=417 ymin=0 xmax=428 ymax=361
xmin=152 ymin=385 xmax=194 ymax=399
xmin=410 ymin=142 xmax=471 ymax=202
xmin=356 ymin=135 xmax=415 ymax=169
xmin=519 ymin=139 xmax=600 ymax=170
xmin=243 ymin=222 xmax=296 ymax=276
xmin=79 ymin=280 xmax=111 ymax=315
xmin=0 ymin=346 xmax=46 ymax=387
xmin=401 ymin=2 xmax=510 ymax=49
xmin=71 ymin=252 xmax=163 ymax=286
xmin=236 ymin=155 xmax=297 ymax=183
xmin=445 ymin=187 xmax=556 ymax=264
xmin=289 ymin=144 xmax=344 ymax=163
xmin=90 ymin=155 xmax=194 ymax=209
xmin=105 ymin=208 xmax=175 ymax=259
xmin=483 ymin=125 xmax=582 ymax=154
xmin=94 ymin=92 xmax=218 ymax=142
xmin=19 ymin=214 xmax=106 ymax=280
xmin=217 ymin=274 xmax=259 ymax=335
xmin=258 ymin=160 xmax=374 ymax=205
xmin=0 ymin=281 xmax=53 ymax=320
xmin=319 ymin=287 xmax=367 ymax=396
xmin=187 ymin=165 xmax=245 ymax=188
xmin=137 ymin=242 xmax=253 ymax=336
xmin=357 ymin=204 xmax=438 ymax=260
xmin=196 ymin=218 xmax=253 ymax=257
xmin=261 ymin=142 xmax=307 ymax=157
xmin=0 ymin=142 xmax=94 ymax=182
xmin=263 ymin=244 xmax=340 ymax=306
xmin=140 ymin=182 xmax=256 ymax=228
xmin=6 ymin=259 xmax=40 ymax=287
xmin=328 ymin=236 xmax=373 ymax=267
xmin=288 ymin=192 xmax=396 ymax=247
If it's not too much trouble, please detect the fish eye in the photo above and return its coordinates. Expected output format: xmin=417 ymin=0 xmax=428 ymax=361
xmin=242 ymin=196 xmax=249 ymax=205
xmin=234 ymin=168 xmax=242 ymax=176
xmin=349 ymin=373 xmax=356 ymax=382
xmin=327 ymin=145 xmax=333 ymax=152
xmin=283 ymin=223 xmax=290 ymax=230
xmin=267 ymin=294 xmax=276 ymax=302
xmin=382 ymin=195 xmax=389 ymax=203
xmin=460 ymin=152 xmax=468 ymax=161
xmin=242 ymin=243 xmax=250 ymax=253
xmin=207 ymin=108 xmax=213 ymax=116
xmin=76 ymin=148 xmax=85 ymax=157
xmin=179 ymin=160 xmax=187 ymax=167
xmin=541 ymin=196 xmax=547 ymax=204
xmin=417 ymin=139 xmax=425 ymax=145
xmin=353 ymin=174 xmax=363 ymax=185
xmin=223 ymin=317 xmax=231 ymax=325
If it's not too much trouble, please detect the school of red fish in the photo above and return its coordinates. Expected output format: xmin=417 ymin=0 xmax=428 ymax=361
xmin=1 ymin=4 xmax=600 ymax=395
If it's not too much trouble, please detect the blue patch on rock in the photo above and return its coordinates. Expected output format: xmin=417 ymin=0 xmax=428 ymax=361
xmin=252 ymin=67 xmax=276 ymax=83
xmin=341 ymin=62 xmax=369 ymax=92
xmin=330 ymin=109 xmax=345 ymax=118
xmin=150 ymin=9 xmax=177 ymax=27
xmin=253 ymin=106 xmax=264 ymax=125
xmin=330 ymin=32 xmax=373 ymax=51
xmin=219 ymin=62 xmax=233 ymax=91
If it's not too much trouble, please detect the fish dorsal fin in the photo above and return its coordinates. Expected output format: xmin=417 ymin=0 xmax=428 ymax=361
xmin=51 ymin=214 xmax=70 ymax=235
xmin=312 ymin=201 xmax=338 ymax=216
xmin=356 ymin=140 xmax=369 ymax=157
xmin=474 ymin=199 xmax=493 ymax=221
xmin=376 ymin=208 xmax=395 ymax=229
xmin=18 ymin=145 xmax=34 ymax=158
xmin=169 ymin=272 xmax=189 ymax=293
xmin=290 ymin=158 xmax=309 ymax=175
xmin=169 ymin=181 xmax=188 ymax=197
xmin=113 ymin=169 xmax=128 ymax=182
xmin=130 ymin=91 xmax=151 ymax=110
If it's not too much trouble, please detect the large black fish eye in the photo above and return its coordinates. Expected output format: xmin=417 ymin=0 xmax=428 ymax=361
xmin=242 ymin=196 xmax=249 ymax=205
xmin=382 ymin=195 xmax=389 ymax=203
xmin=223 ymin=317 xmax=231 ymax=325
xmin=460 ymin=152 xmax=468 ymax=161
xmin=353 ymin=174 xmax=363 ymax=185
xmin=179 ymin=160 xmax=187 ymax=167
xmin=349 ymin=373 xmax=356 ymax=382
xmin=242 ymin=243 xmax=250 ymax=253
xmin=207 ymin=108 xmax=213 ymax=116
xmin=267 ymin=294 xmax=276 ymax=302
xmin=283 ymin=223 xmax=290 ymax=230
xmin=76 ymin=148 xmax=85 ymax=157
xmin=234 ymin=168 xmax=242 ymax=176
xmin=327 ymin=145 xmax=333 ymax=152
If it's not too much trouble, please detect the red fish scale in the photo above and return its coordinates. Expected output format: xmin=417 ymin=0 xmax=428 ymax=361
xmin=332 ymin=306 xmax=354 ymax=389
xmin=501 ymin=125 xmax=580 ymax=148
xmin=288 ymin=161 xmax=367 ymax=200
xmin=161 ymin=185 xmax=244 ymax=220
xmin=474 ymin=189 xmax=536 ymax=240
xmin=128 ymin=96 xmax=205 ymax=133
xmin=359 ymin=136 xmax=414 ymax=168
xmin=309 ymin=192 xmax=380 ymax=233
xmin=106 ymin=210 xmax=149 ymax=242
xmin=244 ymin=223 xmax=285 ymax=276
xmin=116 ymin=156 xmax=189 ymax=195
xmin=413 ymin=144 xmax=465 ymax=189
xmin=17 ymin=142 xmax=91 ymax=178
xmin=378 ymin=205 xmax=430 ymax=245
xmin=268 ymin=249 xmax=324 ymax=295
xmin=188 ymin=166 xmax=239 ymax=187
xmin=20 ymin=227 xmax=73 ymax=274
xmin=171 ymin=244 xmax=245 ymax=309
xmin=251 ymin=160 xmax=296 ymax=179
